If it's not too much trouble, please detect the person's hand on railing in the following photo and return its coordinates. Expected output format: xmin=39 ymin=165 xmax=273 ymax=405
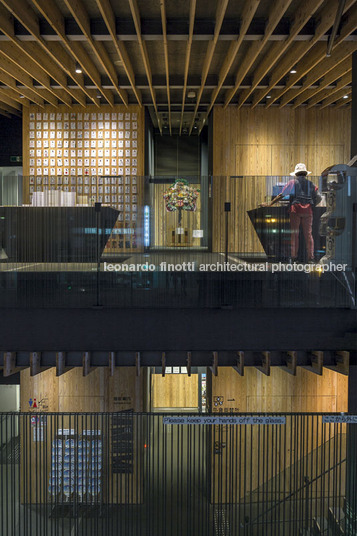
xmin=259 ymin=202 xmax=269 ymax=207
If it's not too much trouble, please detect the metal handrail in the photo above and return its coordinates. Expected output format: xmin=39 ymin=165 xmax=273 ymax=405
xmin=249 ymin=456 xmax=347 ymax=526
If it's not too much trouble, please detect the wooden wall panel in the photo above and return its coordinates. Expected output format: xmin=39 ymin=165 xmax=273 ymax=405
xmin=20 ymin=366 xmax=143 ymax=412
xmin=151 ymin=374 xmax=199 ymax=409
xmin=20 ymin=366 xmax=144 ymax=504
xmin=58 ymin=367 xmax=108 ymax=412
xmin=211 ymin=366 xmax=348 ymax=413
xmin=107 ymin=367 xmax=144 ymax=412
xmin=20 ymin=367 xmax=59 ymax=411
xmin=212 ymin=106 xmax=351 ymax=253
xmin=210 ymin=366 xmax=348 ymax=503
xmin=236 ymin=144 xmax=272 ymax=176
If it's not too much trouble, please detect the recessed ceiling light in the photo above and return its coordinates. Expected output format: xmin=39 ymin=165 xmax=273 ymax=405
xmin=187 ymin=90 xmax=196 ymax=98
xmin=75 ymin=63 xmax=82 ymax=74
xmin=343 ymin=95 xmax=348 ymax=99
xmin=290 ymin=68 xmax=297 ymax=74
xmin=19 ymin=95 xmax=25 ymax=98
xmin=114 ymin=59 xmax=122 ymax=65
xmin=266 ymin=95 xmax=272 ymax=99
xmin=97 ymin=93 xmax=101 ymax=99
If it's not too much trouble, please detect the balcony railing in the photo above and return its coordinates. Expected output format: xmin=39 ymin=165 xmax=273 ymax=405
xmin=0 ymin=174 xmax=355 ymax=308
xmin=0 ymin=412 xmax=356 ymax=536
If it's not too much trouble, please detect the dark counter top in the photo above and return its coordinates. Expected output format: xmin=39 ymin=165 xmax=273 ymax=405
xmin=0 ymin=206 xmax=119 ymax=262
xmin=248 ymin=206 xmax=326 ymax=261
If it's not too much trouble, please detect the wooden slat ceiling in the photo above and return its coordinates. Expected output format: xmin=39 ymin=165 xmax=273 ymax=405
xmin=0 ymin=0 xmax=355 ymax=134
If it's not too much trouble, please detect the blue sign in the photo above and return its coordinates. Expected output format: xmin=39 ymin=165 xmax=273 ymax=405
xmin=144 ymin=205 xmax=150 ymax=247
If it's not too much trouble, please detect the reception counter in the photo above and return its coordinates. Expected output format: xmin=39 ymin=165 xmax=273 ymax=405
xmin=0 ymin=206 xmax=119 ymax=262
xmin=248 ymin=206 xmax=326 ymax=261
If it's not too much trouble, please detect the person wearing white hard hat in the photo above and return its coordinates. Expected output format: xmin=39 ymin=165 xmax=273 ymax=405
xmin=260 ymin=163 xmax=321 ymax=262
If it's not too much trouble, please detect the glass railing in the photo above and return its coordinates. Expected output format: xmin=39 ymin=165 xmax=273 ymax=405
xmin=0 ymin=173 xmax=355 ymax=308
xmin=0 ymin=412 xmax=356 ymax=536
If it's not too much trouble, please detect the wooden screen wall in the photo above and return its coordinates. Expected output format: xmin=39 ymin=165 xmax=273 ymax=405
xmin=212 ymin=106 xmax=351 ymax=253
xmin=22 ymin=104 xmax=144 ymax=252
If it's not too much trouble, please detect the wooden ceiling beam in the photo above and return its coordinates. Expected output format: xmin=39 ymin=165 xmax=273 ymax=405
xmin=252 ymin=0 xmax=355 ymax=107
xmin=0 ymin=69 xmax=45 ymax=106
xmin=92 ymin=40 xmax=128 ymax=105
xmin=0 ymin=87 xmax=30 ymax=107
xmin=233 ymin=351 xmax=244 ymax=376
xmin=266 ymin=0 xmax=356 ymax=107
xmin=0 ymin=42 xmax=50 ymax=90
xmin=38 ymin=42 xmax=91 ymax=106
xmin=199 ymin=0 xmax=259 ymax=133
xmin=4 ymin=14 xmax=355 ymax=42
xmin=299 ymin=58 xmax=352 ymax=108
xmin=334 ymin=3 xmax=357 ymax=47
xmin=279 ymin=42 xmax=357 ymax=107
xmin=0 ymin=0 xmax=39 ymax=38
xmin=224 ymin=0 xmax=294 ymax=108
xmin=135 ymin=352 xmax=140 ymax=377
xmin=186 ymin=351 xmax=192 ymax=376
xmin=237 ymin=0 xmax=325 ymax=108
xmin=160 ymin=0 xmax=171 ymax=134
xmin=0 ymin=41 xmax=73 ymax=107
xmin=304 ymin=351 xmax=324 ymax=376
xmin=251 ymin=41 xmax=308 ymax=107
xmin=31 ymin=0 xmax=100 ymax=106
xmin=0 ymin=54 xmax=58 ymax=106
xmin=3 ymin=352 xmax=25 ymax=376
xmin=320 ymin=86 xmax=352 ymax=108
xmin=59 ymin=40 xmax=114 ymax=106
xmin=280 ymin=351 xmax=297 ymax=376
xmin=63 ymin=0 xmax=125 ymax=106
xmin=210 ymin=351 xmax=218 ymax=377
xmin=0 ymin=0 xmax=87 ymax=106
xmin=256 ymin=351 xmax=271 ymax=376
xmin=95 ymin=0 xmax=141 ymax=105
xmin=109 ymin=351 xmax=115 ymax=376
xmin=56 ymin=352 xmax=72 ymax=376
xmin=306 ymin=84 xmax=347 ymax=108
xmin=82 ymin=351 xmax=94 ymax=376
xmin=0 ymin=102 xmax=21 ymax=116
xmin=277 ymin=87 xmax=317 ymax=107
xmin=265 ymin=42 xmax=329 ymax=107
xmin=179 ymin=0 xmax=196 ymax=135
xmin=0 ymin=3 xmax=13 ymax=36
xmin=189 ymin=0 xmax=229 ymax=134
xmin=128 ymin=0 xmax=161 ymax=132
xmin=19 ymin=42 xmax=72 ymax=94
xmin=334 ymin=96 xmax=351 ymax=108
xmin=161 ymin=352 xmax=166 ymax=376
xmin=30 ymin=352 xmax=41 ymax=377
xmin=306 ymin=72 xmax=352 ymax=108
xmin=324 ymin=351 xmax=350 ymax=375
